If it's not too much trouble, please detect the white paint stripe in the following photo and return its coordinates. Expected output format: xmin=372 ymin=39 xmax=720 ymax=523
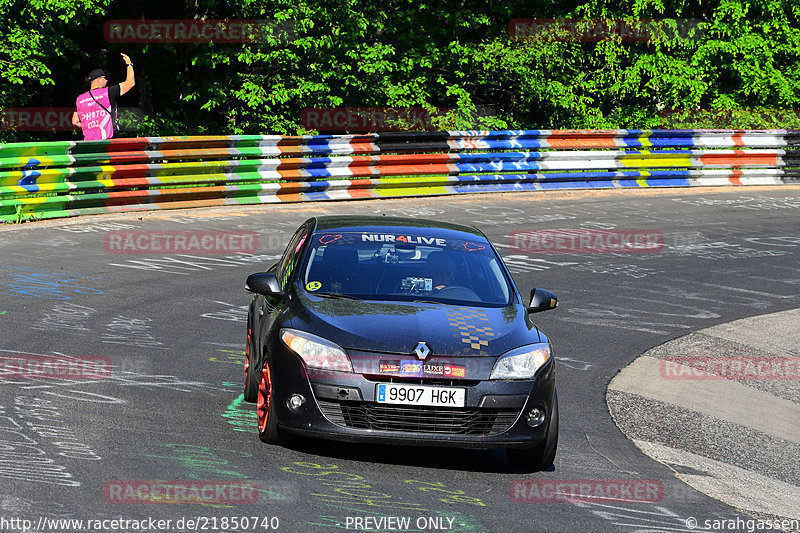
xmin=560 ymin=317 xmax=674 ymax=335
xmin=635 ymin=440 xmax=800 ymax=520
xmin=609 ymin=356 xmax=800 ymax=443
xmin=698 ymin=282 xmax=796 ymax=299
xmin=701 ymin=308 xmax=800 ymax=357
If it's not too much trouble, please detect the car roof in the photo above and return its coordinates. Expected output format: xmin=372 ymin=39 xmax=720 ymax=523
xmin=309 ymin=215 xmax=487 ymax=240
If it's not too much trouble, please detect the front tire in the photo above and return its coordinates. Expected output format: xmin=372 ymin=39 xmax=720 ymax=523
xmin=256 ymin=361 xmax=282 ymax=444
xmin=507 ymin=391 xmax=559 ymax=471
xmin=243 ymin=321 xmax=259 ymax=403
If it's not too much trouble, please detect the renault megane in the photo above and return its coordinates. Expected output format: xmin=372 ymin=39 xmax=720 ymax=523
xmin=243 ymin=215 xmax=559 ymax=469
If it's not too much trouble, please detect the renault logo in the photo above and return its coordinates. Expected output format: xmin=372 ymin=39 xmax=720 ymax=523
xmin=413 ymin=342 xmax=431 ymax=360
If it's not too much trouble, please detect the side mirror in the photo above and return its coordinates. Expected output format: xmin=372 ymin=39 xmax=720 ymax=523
xmin=529 ymin=288 xmax=558 ymax=313
xmin=246 ymin=272 xmax=283 ymax=296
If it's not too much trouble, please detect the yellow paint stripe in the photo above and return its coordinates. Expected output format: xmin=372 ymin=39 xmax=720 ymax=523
xmin=374 ymin=185 xmax=450 ymax=197
xmin=621 ymin=155 xmax=693 ymax=168
xmin=97 ymin=165 xmax=117 ymax=188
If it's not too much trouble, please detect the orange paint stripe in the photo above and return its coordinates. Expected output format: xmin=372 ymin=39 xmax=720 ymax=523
xmin=546 ymin=137 xmax=618 ymax=149
xmin=276 ymin=192 xmax=303 ymax=202
xmin=349 ymin=143 xmax=377 ymax=154
xmin=277 ymin=169 xmax=305 ymax=179
xmin=275 ymin=182 xmax=305 ymax=193
xmin=549 ymin=129 xmax=619 ymax=136
xmin=700 ymin=150 xmax=778 ymax=166
xmin=347 ymin=179 xmax=376 ymax=198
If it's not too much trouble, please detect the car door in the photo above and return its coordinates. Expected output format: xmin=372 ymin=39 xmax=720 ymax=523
xmin=254 ymin=223 xmax=312 ymax=358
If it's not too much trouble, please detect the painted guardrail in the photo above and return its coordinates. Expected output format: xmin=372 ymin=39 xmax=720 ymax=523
xmin=1 ymin=129 xmax=799 ymax=222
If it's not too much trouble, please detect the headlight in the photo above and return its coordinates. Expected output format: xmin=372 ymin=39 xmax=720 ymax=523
xmin=280 ymin=328 xmax=353 ymax=372
xmin=490 ymin=344 xmax=551 ymax=380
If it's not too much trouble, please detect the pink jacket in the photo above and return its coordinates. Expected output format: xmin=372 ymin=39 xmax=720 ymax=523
xmin=76 ymin=88 xmax=114 ymax=140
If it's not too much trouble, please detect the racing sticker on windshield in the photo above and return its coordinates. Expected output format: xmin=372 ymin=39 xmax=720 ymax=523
xmin=446 ymin=307 xmax=495 ymax=350
xmin=361 ymin=234 xmax=447 ymax=246
xmin=463 ymin=242 xmax=486 ymax=252
xmin=306 ymin=281 xmax=322 ymax=291
xmin=318 ymin=234 xmax=342 ymax=245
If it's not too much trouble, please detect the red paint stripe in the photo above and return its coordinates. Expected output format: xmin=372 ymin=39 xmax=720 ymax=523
xmin=362 ymin=153 xmax=453 ymax=165
xmin=539 ymin=129 xmax=620 ymax=148
xmin=90 ymin=148 xmax=241 ymax=164
xmin=345 ymin=163 xmax=456 ymax=177
xmin=349 ymin=143 xmax=377 ymax=154
xmin=105 ymin=198 xmax=229 ymax=211
xmin=101 ymin=185 xmax=233 ymax=206
xmin=729 ymin=168 xmax=743 ymax=185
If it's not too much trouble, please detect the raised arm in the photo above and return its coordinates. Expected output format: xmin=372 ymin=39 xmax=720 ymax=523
xmin=119 ymin=53 xmax=135 ymax=95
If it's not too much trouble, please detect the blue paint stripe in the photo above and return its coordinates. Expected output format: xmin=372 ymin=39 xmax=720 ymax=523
xmin=19 ymin=170 xmax=41 ymax=191
xmin=303 ymin=191 xmax=335 ymax=200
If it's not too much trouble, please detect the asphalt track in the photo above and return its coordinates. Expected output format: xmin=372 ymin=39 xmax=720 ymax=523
xmin=1 ymin=186 xmax=799 ymax=533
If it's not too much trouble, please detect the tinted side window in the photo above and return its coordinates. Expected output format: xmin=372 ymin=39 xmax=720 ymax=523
xmin=277 ymin=226 xmax=310 ymax=289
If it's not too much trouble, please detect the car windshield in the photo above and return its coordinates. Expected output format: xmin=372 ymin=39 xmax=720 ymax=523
xmin=300 ymin=230 xmax=512 ymax=306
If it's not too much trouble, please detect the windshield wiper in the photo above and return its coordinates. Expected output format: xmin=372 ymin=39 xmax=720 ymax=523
xmin=319 ymin=293 xmax=361 ymax=300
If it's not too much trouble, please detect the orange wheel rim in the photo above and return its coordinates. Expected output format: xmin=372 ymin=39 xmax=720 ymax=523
xmin=256 ymin=364 xmax=272 ymax=432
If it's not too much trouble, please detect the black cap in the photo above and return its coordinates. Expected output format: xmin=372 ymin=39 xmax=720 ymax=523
xmin=88 ymin=69 xmax=106 ymax=82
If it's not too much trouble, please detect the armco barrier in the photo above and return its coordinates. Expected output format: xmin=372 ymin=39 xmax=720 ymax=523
xmin=1 ymin=130 xmax=799 ymax=222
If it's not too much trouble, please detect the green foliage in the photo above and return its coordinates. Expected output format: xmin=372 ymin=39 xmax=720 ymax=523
xmin=1 ymin=0 xmax=799 ymax=140
xmin=12 ymin=204 xmax=42 ymax=223
xmin=0 ymin=0 xmax=110 ymax=100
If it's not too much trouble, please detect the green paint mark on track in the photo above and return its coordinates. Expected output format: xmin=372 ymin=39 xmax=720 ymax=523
xmin=222 ymin=393 xmax=256 ymax=432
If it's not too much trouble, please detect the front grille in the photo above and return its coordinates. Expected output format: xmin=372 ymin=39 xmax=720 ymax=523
xmin=317 ymin=400 xmax=519 ymax=436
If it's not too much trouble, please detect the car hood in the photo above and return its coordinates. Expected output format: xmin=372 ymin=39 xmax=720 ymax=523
xmin=289 ymin=292 xmax=543 ymax=357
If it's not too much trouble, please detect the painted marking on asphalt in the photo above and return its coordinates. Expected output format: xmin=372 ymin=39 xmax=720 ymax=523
xmin=609 ymin=356 xmax=800 ymax=444
xmin=698 ymin=282 xmax=797 ymax=300
xmin=635 ymin=440 xmax=800 ymax=520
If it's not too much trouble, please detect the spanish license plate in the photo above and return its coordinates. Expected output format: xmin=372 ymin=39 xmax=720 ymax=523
xmin=375 ymin=383 xmax=465 ymax=407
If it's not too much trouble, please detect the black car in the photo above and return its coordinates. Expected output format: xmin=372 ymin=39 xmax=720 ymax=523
xmin=243 ymin=215 xmax=559 ymax=469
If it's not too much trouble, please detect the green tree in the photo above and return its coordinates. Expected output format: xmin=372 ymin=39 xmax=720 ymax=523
xmin=1 ymin=0 xmax=799 ymax=141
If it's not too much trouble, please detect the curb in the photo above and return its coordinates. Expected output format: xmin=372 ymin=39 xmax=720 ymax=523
xmin=608 ymin=308 xmax=800 ymax=531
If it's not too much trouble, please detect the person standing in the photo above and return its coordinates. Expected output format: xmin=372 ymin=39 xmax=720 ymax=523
xmin=72 ymin=53 xmax=135 ymax=140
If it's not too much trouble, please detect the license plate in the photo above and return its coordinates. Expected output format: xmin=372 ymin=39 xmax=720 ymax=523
xmin=375 ymin=383 xmax=465 ymax=407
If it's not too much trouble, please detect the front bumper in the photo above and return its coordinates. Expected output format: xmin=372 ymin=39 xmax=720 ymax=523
xmin=269 ymin=345 xmax=556 ymax=450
